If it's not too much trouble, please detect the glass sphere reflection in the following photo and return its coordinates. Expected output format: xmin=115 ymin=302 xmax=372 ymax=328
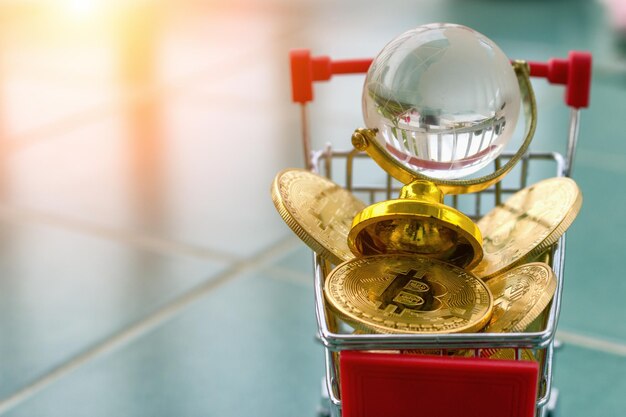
xmin=363 ymin=23 xmax=521 ymax=179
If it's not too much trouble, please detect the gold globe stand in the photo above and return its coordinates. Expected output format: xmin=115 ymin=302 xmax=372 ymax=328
xmin=348 ymin=61 xmax=537 ymax=269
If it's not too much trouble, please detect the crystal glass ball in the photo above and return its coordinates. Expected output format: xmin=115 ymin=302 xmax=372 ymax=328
xmin=363 ymin=23 xmax=521 ymax=180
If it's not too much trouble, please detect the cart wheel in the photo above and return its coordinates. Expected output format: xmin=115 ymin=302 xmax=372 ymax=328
xmin=316 ymin=405 xmax=331 ymax=417
xmin=317 ymin=377 xmax=331 ymax=417
xmin=546 ymin=388 xmax=560 ymax=417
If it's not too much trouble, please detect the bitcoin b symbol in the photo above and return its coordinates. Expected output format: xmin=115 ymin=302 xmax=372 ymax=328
xmin=379 ymin=269 xmax=432 ymax=314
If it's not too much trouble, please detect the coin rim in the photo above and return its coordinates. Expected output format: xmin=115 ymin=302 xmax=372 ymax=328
xmin=483 ymin=262 xmax=557 ymax=333
xmin=474 ymin=177 xmax=582 ymax=280
xmin=271 ymin=168 xmax=364 ymax=265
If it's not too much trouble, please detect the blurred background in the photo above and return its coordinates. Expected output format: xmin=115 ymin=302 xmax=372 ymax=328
xmin=0 ymin=0 xmax=624 ymax=416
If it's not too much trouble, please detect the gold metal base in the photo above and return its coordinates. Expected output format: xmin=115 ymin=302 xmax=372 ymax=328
xmin=347 ymin=180 xmax=483 ymax=269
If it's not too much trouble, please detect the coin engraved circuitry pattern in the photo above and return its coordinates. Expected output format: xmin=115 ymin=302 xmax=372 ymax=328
xmin=271 ymin=169 xmax=366 ymax=265
xmin=472 ymin=177 xmax=581 ymax=279
xmin=484 ymin=262 xmax=556 ymax=333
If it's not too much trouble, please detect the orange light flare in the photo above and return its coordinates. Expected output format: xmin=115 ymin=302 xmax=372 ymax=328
xmin=14 ymin=0 xmax=167 ymax=86
xmin=65 ymin=0 xmax=101 ymax=20
xmin=9 ymin=0 xmax=164 ymax=41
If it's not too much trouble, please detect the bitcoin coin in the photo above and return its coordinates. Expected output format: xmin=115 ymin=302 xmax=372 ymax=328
xmin=400 ymin=348 xmax=450 ymax=356
xmin=488 ymin=349 xmax=535 ymax=361
xmin=459 ymin=348 xmax=536 ymax=361
xmin=353 ymin=333 xmax=446 ymax=355
xmin=271 ymin=169 xmax=366 ymax=265
xmin=351 ymin=330 xmax=444 ymax=354
xmin=483 ymin=262 xmax=556 ymax=333
xmin=324 ymin=254 xmax=493 ymax=334
xmin=472 ymin=177 xmax=581 ymax=279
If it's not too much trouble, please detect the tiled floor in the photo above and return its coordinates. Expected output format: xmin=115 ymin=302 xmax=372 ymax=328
xmin=0 ymin=0 xmax=624 ymax=416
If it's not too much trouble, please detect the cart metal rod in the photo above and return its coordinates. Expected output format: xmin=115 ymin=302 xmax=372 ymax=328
xmin=323 ymin=347 xmax=341 ymax=408
xmin=536 ymin=342 xmax=555 ymax=409
xmin=324 ymin=150 xmax=561 ymax=161
xmin=565 ymin=108 xmax=581 ymax=177
xmin=300 ymin=104 xmax=312 ymax=171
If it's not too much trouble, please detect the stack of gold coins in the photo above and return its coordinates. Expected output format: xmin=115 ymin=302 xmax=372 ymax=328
xmin=271 ymin=169 xmax=581 ymax=352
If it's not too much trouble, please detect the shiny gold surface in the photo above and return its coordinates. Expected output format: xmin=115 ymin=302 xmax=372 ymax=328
xmin=529 ymin=248 xmax=553 ymax=265
xmin=473 ymin=177 xmax=582 ymax=279
xmin=324 ymin=254 xmax=493 ymax=334
xmin=271 ymin=169 xmax=366 ymax=265
xmin=483 ymin=262 xmax=557 ymax=333
xmin=348 ymin=180 xmax=483 ymax=269
xmin=400 ymin=348 xmax=451 ymax=356
xmin=351 ymin=61 xmax=537 ymax=195
xmin=488 ymin=349 xmax=536 ymax=361
xmin=459 ymin=348 xmax=536 ymax=361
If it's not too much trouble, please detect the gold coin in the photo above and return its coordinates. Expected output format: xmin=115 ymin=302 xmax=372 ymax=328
xmin=472 ymin=177 xmax=581 ymax=279
xmin=351 ymin=330 xmax=445 ymax=355
xmin=488 ymin=349 xmax=535 ymax=361
xmin=324 ymin=254 xmax=493 ymax=334
xmin=400 ymin=348 xmax=450 ymax=356
xmin=483 ymin=262 xmax=556 ymax=333
xmin=459 ymin=348 xmax=536 ymax=361
xmin=271 ymin=169 xmax=366 ymax=265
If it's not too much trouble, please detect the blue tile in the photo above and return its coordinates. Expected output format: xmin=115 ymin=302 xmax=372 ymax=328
xmin=558 ymin=162 xmax=626 ymax=342
xmin=0 ymin=221 xmax=228 ymax=399
xmin=1 ymin=269 xmax=324 ymax=417
xmin=5 ymin=95 xmax=304 ymax=259
xmin=553 ymin=343 xmax=626 ymax=417
xmin=270 ymin=245 xmax=314 ymax=277
xmin=157 ymin=99 xmax=304 ymax=257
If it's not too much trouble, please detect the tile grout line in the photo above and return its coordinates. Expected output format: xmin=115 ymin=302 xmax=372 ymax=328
xmin=263 ymin=264 xmax=313 ymax=288
xmin=0 ymin=204 xmax=242 ymax=264
xmin=556 ymin=330 xmax=626 ymax=357
xmin=0 ymin=233 xmax=623 ymax=413
xmin=0 ymin=234 xmax=299 ymax=415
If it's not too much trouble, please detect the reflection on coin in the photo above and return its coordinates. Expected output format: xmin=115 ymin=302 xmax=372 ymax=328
xmin=483 ymin=262 xmax=556 ymax=333
xmin=324 ymin=254 xmax=493 ymax=334
xmin=351 ymin=330 xmax=447 ymax=356
xmin=472 ymin=177 xmax=581 ymax=279
xmin=488 ymin=349 xmax=535 ymax=361
xmin=271 ymin=169 xmax=366 ymax=265
xmin=459 ymin=348 xmax=536 ymax=361
xmin=400 ymin=348 xmax=449 ymax=356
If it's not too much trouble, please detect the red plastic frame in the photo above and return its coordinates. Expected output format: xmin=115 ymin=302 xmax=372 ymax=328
xmin=340 ymin=351 xmax=539 ymax=417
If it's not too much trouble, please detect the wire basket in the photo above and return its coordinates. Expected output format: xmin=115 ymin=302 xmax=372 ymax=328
xmin=288 ymin=48 xmax=591 ymax=417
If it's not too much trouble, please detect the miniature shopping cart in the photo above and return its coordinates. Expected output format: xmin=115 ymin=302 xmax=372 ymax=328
xmin=289 ymin=48 xmax=591 ymax=417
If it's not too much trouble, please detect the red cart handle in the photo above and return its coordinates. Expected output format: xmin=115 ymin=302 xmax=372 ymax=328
xmin=290 ymin=49 xmax=592 ymax=108
xmin=289 ymin=49 xmax=372 ymax=104
xmin=527 ymin=51 xmax=592 ymax=108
